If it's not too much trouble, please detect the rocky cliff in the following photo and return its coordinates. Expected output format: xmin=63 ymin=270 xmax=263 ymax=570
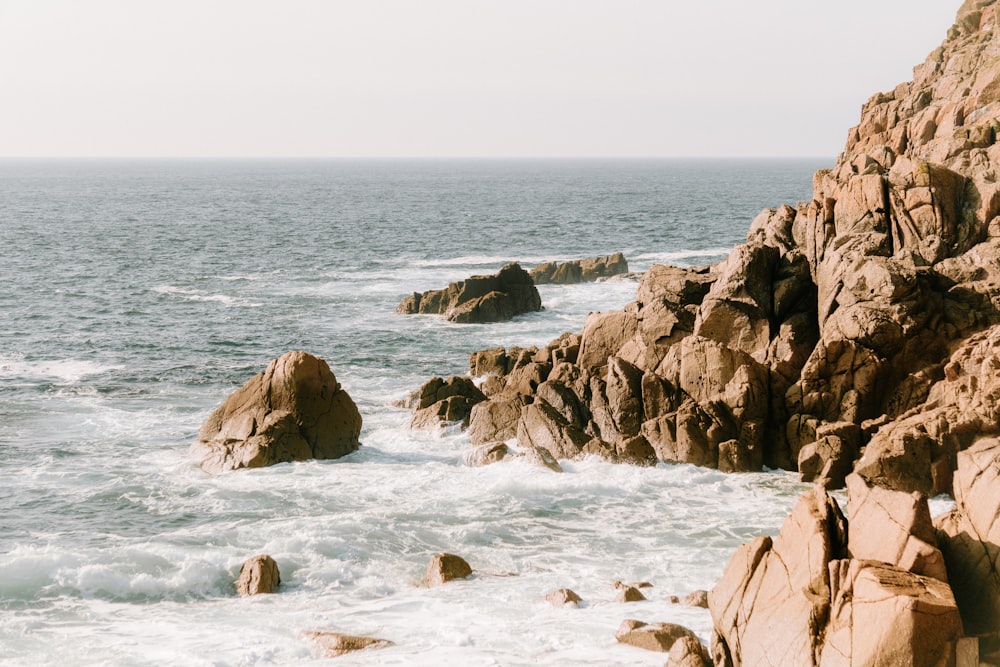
xmin=411 ymin=0 xmax=1000 ymax=500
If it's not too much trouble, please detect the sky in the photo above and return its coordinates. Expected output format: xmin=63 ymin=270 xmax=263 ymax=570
xmin=0 ymin=1 xmax=963 ymax=158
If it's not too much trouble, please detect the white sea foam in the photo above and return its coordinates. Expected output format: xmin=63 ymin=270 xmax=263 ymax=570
xmin=152 ymin=285 xmax=260 ymax=307
xmin=632 ymin=247 xmax=735 ymax=268
xmin=0 ymin=356 xmax=118 ymax=383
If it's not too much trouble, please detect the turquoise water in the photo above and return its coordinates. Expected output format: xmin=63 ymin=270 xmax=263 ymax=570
xmin=0 ymin=158 xmax=821 ymax=665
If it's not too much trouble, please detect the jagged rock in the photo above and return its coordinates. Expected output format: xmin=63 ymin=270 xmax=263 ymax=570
xmin=577 ymin=307 xmax=640 ymax=372
xmin=821 ymin=560 xmax=962 ymax=667
xmin=410 ymin=376 xmax=486 ymax=431
xmin=544 ymin=588 xmax=582 ymax=607
xmin=302 ymin=631 xmax=394 ymax=658
xmin=467 ymin=392 xmax=526 ymax=445
xmin=936 ymin=436 xmax=1000 ymax=635
xmin=396 ymin=263 xmax=542 ymax=324
xmin=530 ymin=253 xmax=629 ymax=284
xmin=516 ymin=400 xmax=590 ymax=460
xmin=236 ymin=554 xmax=280 ymax=596
xmin=845 ymin=473 xmax=948 ymax=582
xmin=666 ymin=635 xmax=712 ymax=667
xmin=709 ymin=487 xmax=847 ymax=666
xmin=463 ymin=442 xmax=509 ymax=467
xmin=191 ymin=351 xmax=362 ymax=473
xmin=711 ymin=482 xmax=965 ymax=667
xmin=519 ymin=445 xmax=563 ymax=472
xmin=615 ymin=619 xmax=701 ymax=653
xmin=425 ymin=553 xmax=472 ymax=587
xmin=613 ymin=581 xmax=646 ymax=602
xmin=680 ymin=590 xmax=709 ymax=608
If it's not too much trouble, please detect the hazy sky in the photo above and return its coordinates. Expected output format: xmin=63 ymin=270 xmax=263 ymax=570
xmin=0 ymin=1 xmax=962 ymax=158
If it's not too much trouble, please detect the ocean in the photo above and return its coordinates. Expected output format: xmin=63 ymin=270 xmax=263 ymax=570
xmin=1 ymin=158 xmax=826 ymax=666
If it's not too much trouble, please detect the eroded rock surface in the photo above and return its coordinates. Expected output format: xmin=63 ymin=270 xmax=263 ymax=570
xmin=191 ymin=351 xmax=362 ymax=473
xmin=396 ymin=263 xmax=542 ymax=324
xmin=530 ymin=252 xmax=629 ymax=284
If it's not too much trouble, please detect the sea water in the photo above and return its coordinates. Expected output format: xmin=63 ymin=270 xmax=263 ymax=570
xmin=1 ymin=158 xmax=829 ymax=666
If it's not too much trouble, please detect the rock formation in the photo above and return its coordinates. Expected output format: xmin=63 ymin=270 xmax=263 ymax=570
xmin=709 ymin=479 xmax=964 ymax=666
xmin=191 ymin=351 xmax=362 ymax=474
xmin=235 ymin=554 xmax=280 ymax=596
xmin=615 ymin=619 xmax=707 ymax=656
xmin=396 ymin=263 xmax=542 ymax=324
xmin=406 ymin=0 xmax=1000 ymax=495
xmin=302 ymin=631 xmax=394 ymax=658
xmin=529 ymin=252 xmax=629 ymax=284
xmin=544 ymin=588 xmax=583 ymax=607
xmin=424 ymin=553 xmax=473 ymax=587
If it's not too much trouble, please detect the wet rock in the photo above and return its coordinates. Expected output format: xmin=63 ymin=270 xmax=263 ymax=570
xmin=544 ymin=588 xmax=582 ymax=607
xmin=236 ymin=554 xmax=280 ymax=596
xmin=519 ymin=445 xmax=563 ymax=472
xmin=467 ymin=392 xmax=525 ymax=444
xmin=191 ymin=351 xmax=362 ymax=474
xmin=302 ymin=631 xmax=393 ymax=658
xmin=425 ymin=553 xmax=472 ymax=587
xmin=613 ymin=580 xmax=647 ymax=602
xmin=463 ymin=442 xmax=509 ymax=467
xmin=530 ymin=253 xmax=629 ymax=284
xmin=614 ymin=619 xmax=701 ymax=653
xmin=666 ymin=635 xmax=712 ymax=667
xmin=396 ymin=263 xmax=542 ymax=324
xmin=680 ymin=590 xmax=709 ymax=608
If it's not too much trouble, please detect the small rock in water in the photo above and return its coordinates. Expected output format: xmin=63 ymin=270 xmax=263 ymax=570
xmin=614 ymin=580 xmax=647 ymax=602
xmin=667 ymin=634 xmax=712 ymax=667
xmin=425 ymin=553 xmax=473 ymax=587
xmin=681 ymin=589 xmax=709 ymax=608
xmin=302 ymin=631 xmax=393 ymax=657
xmin=544 ymin=588 xmax=583 ymax=607
xmin=615 ymin=619 xmax=702 ymax=653
xmin=236 ymin=554 xmax=280 ymax=596
xmin=463 ymin=442 xmax=509 ymax=467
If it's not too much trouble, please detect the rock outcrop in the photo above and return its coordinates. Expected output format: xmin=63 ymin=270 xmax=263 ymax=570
xmin=191 ymin=351 xmax=362 ymax=474
xmin=405 ymin=0 xmax=1000 ymax=492
xmin=302 ymin=631 xmax=394 ymax=658
xmin=615 ymin=619 xmax=706 ymax=655
xmin=236 ymin=554 xmax=280 ymax=596
xmin=529 ymin=253 xmax=629 ymax=284
xmin=709 ymin=479 xmax=964 ymax=667
xmin=396 ymin=263 xmax=542 ymax=324
xmin=424 ymin=553 xmax=472 ymax=587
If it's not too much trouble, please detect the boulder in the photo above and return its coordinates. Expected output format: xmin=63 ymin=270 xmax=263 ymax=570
xmin=936 ymin=436 xmax=1000 ymax=634
xmin=463 ymin=442 xmax=509 ymax=467
xmin=467 ymin=393 xmax=526 ymax=444
xmin=191 ymin=351 xmax=362 ymax=474
xmin=516 ymin=400 xmax=590 ymax=460
xmin=519 ymin=445 xmax=563 ymax=472
xmin=615 ymin=619 xmax=701 ymax=653
xmin=410 ymin=376 xmax=486 ymax=431
xmin=425 ymin=553 xmax=472 ymax=587
xmin=544 ymin=588 xmax=583 ymax=607
xmin=302 ymin=631 xmax=394 ymax=658
xmin=530 ymin=252 xmax=629 ymax=284
xmin=236 ymin=554 xmax=280 ymax=596
xmin=680 ymin=589 xmax=709 ymax=608
xmin=613 ymin=581 xmax=647 ymax=602
xmin=396 ymin=263 xmax=542 ymax=323
xmin=666 ymin=635 xmax=712 ymax=667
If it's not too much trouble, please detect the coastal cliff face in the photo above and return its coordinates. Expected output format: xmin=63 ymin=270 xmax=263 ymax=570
xmin=413 ymin=0 xmax=1000 ymax=499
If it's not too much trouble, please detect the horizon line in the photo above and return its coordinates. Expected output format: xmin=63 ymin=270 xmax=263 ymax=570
xmin=0 ymin=154 xmax=833 ymax=161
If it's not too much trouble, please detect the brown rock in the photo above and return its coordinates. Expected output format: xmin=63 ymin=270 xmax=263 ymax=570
xmin=666 ymin=635 xmax=711 ymax=667
xmin=235 ymin=554 xmax=280 ymax=596
xmin=519 ymin=445 xmax=563 ymax=472
xmin=530 ymin=253 xmax=629 ymax=284
xmin=845 ymin=473 xmax=948 ymax=582
xmin=191 ymin=351 xmax=362 ymax=474
xmin=544 ymin=588 xmax=582 ymax=607
xmin=302 ymin=631 xmax=393 ymax=658
xmin=467 ymin=393 xmax=525 ymax=445
xmin=577 ymin=308 xmax=640 ymax=372
xmin=424 ymin=553 xmax=472 ymax=587
xmin=615 ymin=619 xmax=700 ymax=653
xmin=409 ymin=376 xmax=486 ymax=431
xmin=614 ymin=581 xmax=647 ymax=602
xmin=936 ymin=436 xmax=1000 ymax=634
xmin=396 ymin=263 xmax=542 ymax=324
xmin=516 ymin=400 xmax=590 ymax=460
xmin=680 ymin=589 xmax=709 ymax=608
xmin=463 ymin=442 xmax=509 ymax=467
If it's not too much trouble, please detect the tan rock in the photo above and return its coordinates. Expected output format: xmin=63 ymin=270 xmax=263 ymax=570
xmin=467 ymin=393 xmax=525 ymax=445
xmin=680 ymin=589 xmax=709 ymax=608
xmin=577 ymin=307 xmax=639 ymax=372
xmin=544 ymin=588 xmax=582 ymax=607
xmin=516 ymin=400 xmax=590 ymax=460
xmin=463 ymin=442 xmax=509 ymax=467
xmin=302 ymin=631 xmax=393 ymax=658
xmin=424 ymin=553 xmax=472 ymax=587
xmin=235 ymin=554 xmax=280 ymax=596
xmin=613 ymin=580 xmax=646 ymax=602
xmin=191 ymin=351 xmax=362 ymax=474
xmin=519 ymin=445 xmax=563 ymax=472
xmin=530 ymin=253 xmax=629 ymax=284
xmin=666 ymin=635 xmax=711 ymax=667
xmin=615 ymin=619 xmax=700 ymax=653
xmin=396 ymin=262 xmax=541 ymax=324
xmin=845 ymin=473 xmax=948 ymax=582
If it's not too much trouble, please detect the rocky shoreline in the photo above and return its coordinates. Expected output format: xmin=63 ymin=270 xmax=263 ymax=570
xmin=193 ymin=0 xmax=1000 ymax=661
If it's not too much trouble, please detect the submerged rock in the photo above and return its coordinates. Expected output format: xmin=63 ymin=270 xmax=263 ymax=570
xmin=544 ymin=588 xmax=583 ymax=607
xmin=396 ymin=263 xmax=542 ymax=324
xmin=302 ymin=631 xmax=393 ymax=658
xmin=615 ymin=619 xmax=702 ymax=653
xmin=191 ymin=351 xmax=362 ymax=474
